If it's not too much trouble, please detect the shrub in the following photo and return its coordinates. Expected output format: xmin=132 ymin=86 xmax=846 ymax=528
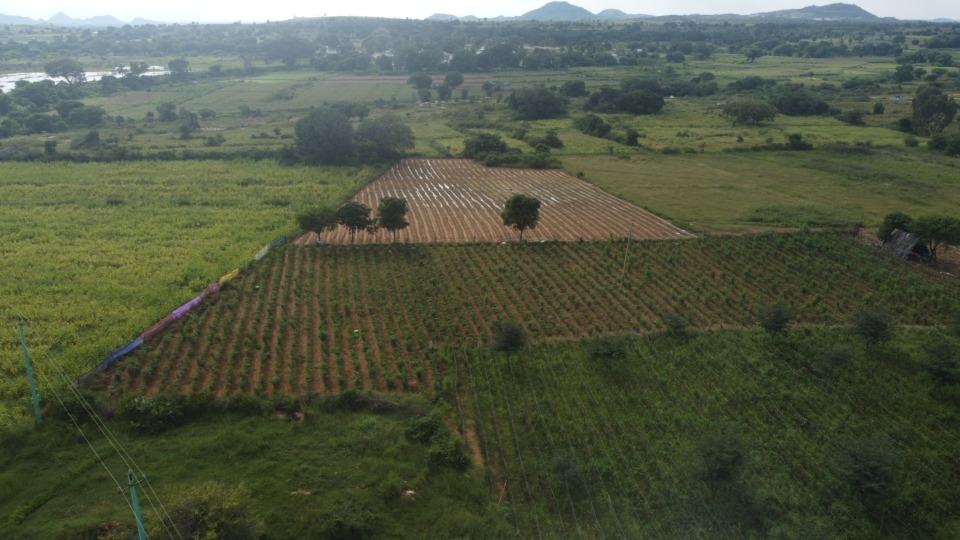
xmin=150 ymin=481 xmax=263 ymax=540
xmin=405 ymin=412 xmax=446 ymax=444
xmin=662 ymin=312 xmax=688 ymax=335
xmin=757 ymin=301 xmax=796 ymax=335
xmin=491 ymin=320 xmax=527 ymax=352
xmin=427 ymin=434 xmax=471 ymax=471
xmin=585 ymin=335 xmax=630 ymax=360
xmin=852 ymin=307 xmax=895 ymax=345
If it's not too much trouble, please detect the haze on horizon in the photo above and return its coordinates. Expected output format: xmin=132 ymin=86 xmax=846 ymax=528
xmin=7 ymin=0 xmax=959 ymax=24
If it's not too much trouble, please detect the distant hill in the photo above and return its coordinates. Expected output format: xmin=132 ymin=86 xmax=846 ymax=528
xmin=753 ymin=3 xmax=879 ymax=20
xmin=48 ymin=12 xmax=126 ymax=27
xmin=520 ymin=1 xmax=595 ymax=20
xmin=426 ymin=13 xmax=459 ymax=21
xmin=0 ymin=13 xmax=44 ymax=25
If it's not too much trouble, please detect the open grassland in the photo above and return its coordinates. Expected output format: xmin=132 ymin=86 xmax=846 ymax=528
xmin=315 ymin=158 xmax=692 ymax=244
xmin=562 ymin=148 xmax=960 ymax=232
xmin=462 ymin=329 xmax=960 ymax=538
xmin=0 ymin=161 xmax=378 ymax=425
xmin=0 ymin=396 xmax=507 ymax=539
xmin=94 ymin=234 xmax=960 ymax=398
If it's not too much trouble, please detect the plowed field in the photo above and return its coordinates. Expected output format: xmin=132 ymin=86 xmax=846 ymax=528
xmin=304 ymin=159 xmax=693 ymax=244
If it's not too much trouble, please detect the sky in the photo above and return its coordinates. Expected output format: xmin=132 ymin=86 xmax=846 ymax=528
xmin=6 ymin=1 xmax=958 ymax=24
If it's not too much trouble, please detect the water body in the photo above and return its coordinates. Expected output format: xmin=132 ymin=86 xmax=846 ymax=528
xmin=0 ymin=68 xmax=167 ymax=93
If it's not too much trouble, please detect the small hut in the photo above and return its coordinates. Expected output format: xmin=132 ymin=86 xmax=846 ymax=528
xmin=880 ymin=229 xmax=931 ymax=262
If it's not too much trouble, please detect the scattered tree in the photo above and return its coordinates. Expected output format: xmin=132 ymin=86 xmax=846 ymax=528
xmin=156 ymin=102 xmax=178 ymax=122
xmin=376 ymin=197 xmax=409 ymax=242
xmin=294 ymin=108 xmax=355 ymax=165
xmin=852 ymin=307 xmax=895 ymax=345
xmin=462 ymin=133 xmax=509 ymax=158
xmin=506 ymin=86 xmax=567 ymax=120
xmin=878 ymin=212 xmax=913 ymax=242
xmin=911 ymin=214 xmax=960 ymax=265
xmin=407 ymin=72 xmax=433 ymax=90
xmin=355 ymin=114 xmax=414 ymax=162
xmin=168 ymin=58 xmax=191 ymax=81
xmin=43 ymin=58 xmax=86 ymax=85
xmin=491 ymin=319 xmax=527 ymax=352
xmin=501 ymin=193 xmax=541 ymax=242
xmin=443 ymin=71 xmax=464 ymax=88
xmin=722 ymin=100 xmax=777 ymax=125
xmin=912 ymin=85 xmax=958 ymax=136
xmin=757 ymin=301 xmax=796 ymax=336
xmin=337 ymin=201 xmax=373 ymax=243
xmin=297 ymin=206 xmax=339 ymax=241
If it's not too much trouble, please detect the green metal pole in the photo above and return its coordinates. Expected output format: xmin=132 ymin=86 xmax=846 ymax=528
xmin=17 ymin=317 xmax=43 ymax=426
xmin=128 ymin=469 xmax=148 ymax=540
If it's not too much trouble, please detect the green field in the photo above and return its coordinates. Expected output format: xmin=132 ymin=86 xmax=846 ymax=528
xmin=0 ymin=161 xmax=379 ymax=425
xmin=2 ymin=19 xmax=960 ymax=539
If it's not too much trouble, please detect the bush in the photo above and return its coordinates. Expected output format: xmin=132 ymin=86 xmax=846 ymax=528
xmin=852 ymin=307 xmax=895 ymax=345
xmin=150 ymin=481 xmax=263 ymax=540
xmin=585 ymin=335 xmax=630 ymax=360
xmin=662 ymin=312 xmax=688 ymax=335
xmin=757 ymin=301 xmax=796 ymax=335
xmin=491 ymin=319 xmax=527 ymax=352
xmin=405 ymin=412 xmax=446 ymax=443
xmin=427 ymin=434 xmax=471 ymax=471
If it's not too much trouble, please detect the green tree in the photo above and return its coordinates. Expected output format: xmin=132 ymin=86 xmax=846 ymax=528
xmin=444 ymin=71 xmax=464 ymax=88
xmin=168 ymin=58 xmax=190 ymax=81
xmin=337 ymin=201 xmax=373 ymax=243
xmin=407 ymin=72 xmax=433 ymax=89
xmin=295 ymin=108 xmax=355 ymax=165
xmin=560 ymin=80 xmax=588 ymax=97
xmin=43 ymin=58 xmax=86 ymax=85
xmin=912 ymin=85 xmax=958 ymax=136
xmin=150 ymin=481 xmax=263 ymax=540
xmin=501 ymin=193 xmax=541 ymax=243
xmin=156 ymin=102 xmax=178 ymax=122
xmin=722 ymin=100 xmax=777 ymax=125
xmin=911 ymin=214 xmax=960 ymax=265
xmin=67 ymin=105 xmax=107 ymax=128
xmin=462 ymin=133 xmax=509 ymax=158
xmin=757 ymin=301 xmax=796 ymax=336
xmin=297 ymin=206 xmax=339 ymax=241
xmin=491 ymin=319 xmax=527 ymax=352
xmin=435 ymin=83 xmax=453 ymax=101
xmin=877 ymin=212 xmax=913 ymax=242
xmin=376 ymin=197 xmax=409 ymax=242
xmin=506 ymin=86 xmax=567 ymax=120
xmin=852 ymin=307 xmax=895 ymax=346
xmin=355 ymin=114 xmax=414 ymax=162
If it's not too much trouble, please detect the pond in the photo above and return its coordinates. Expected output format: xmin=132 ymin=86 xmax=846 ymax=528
xmin=0 ymin=68 xmax=168 ymax=93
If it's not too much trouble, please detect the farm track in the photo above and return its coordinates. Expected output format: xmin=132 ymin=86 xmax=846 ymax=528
xmin=104 ymin=234 xmax=960 ymax=397
xmin=300 ymin=159 xmax=694 ymax=245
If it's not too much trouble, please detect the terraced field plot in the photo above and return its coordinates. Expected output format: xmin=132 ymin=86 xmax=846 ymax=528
xmin=314 ymin=159 xmax=694 ymax=244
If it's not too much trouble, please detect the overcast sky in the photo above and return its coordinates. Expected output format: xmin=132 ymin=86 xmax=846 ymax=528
xmin=7 ymin=1 xmax=958 ymax=23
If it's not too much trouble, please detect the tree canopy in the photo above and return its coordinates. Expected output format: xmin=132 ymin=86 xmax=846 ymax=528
xmin=297 ymin=207 xmax=339 ymax=241
xmin=506 ymin=86 xmax=567 ymax=120
xmin=355 ymin=114 xmax=415 ymax=162
xmin=43 ymin=58 xmax=85 ymax=85
xmin=377 ymin=197 xmax=409 ymax=242
xmin=337 ymin=202 xmax=373 ymax=243
xmin=912 ymin=85 xmax=958 ymax=136
xmin=501 ymin=193 xmax=542 ymax=243
xmin=295 ymin=108 xmax=355 ymax=166
xmin=911 ymin=215 xmax=960 ymax=265
xmin=878 ymin=212 xmax=913 ymax=242
xmin=462 ymin=133 xmax=510 ymax=159
xmin=722 ymin=100 xmax=777 ymax=125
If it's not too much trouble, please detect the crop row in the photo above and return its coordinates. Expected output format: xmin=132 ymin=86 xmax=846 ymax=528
xmin=98 ymin=233 xmax=960 ymax=397
xmin=461 ymin=329 xmax=960 ymax=537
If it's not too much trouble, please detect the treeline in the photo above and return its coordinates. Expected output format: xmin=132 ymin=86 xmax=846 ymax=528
xmin=2 ymin=17 xmax=951 ymax=72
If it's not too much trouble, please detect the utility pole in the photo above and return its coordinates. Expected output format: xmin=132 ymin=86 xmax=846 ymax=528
xmin=127 ymin=469 xmax=149 ymax=540
xmin=17 ymin=316 xmax=43 ymax=425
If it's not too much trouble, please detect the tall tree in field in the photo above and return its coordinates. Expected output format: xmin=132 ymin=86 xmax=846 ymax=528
xmin=355 ymin=114 xmax=414 ymax=162
xmin=297 ymin=206 xmax=339 ymax=242
xmin=295 ymin=108 xmax=355 ymax=165
xmin=911 ymin=215 xmax=960 ymax=266
xmin=722 ymin=100 xmax=777 ymax=125
xmin=377 ymin=197 xmax=409 ymax=242
xmin=501 ymin=194 xmax=541 ymax=243
xmin=43 ymin=58 xmax=85 ymax=85
xmin=337 ymin=202 xmax=373 ymax=243
xmin=912 ymin=85 xmax=958 ymax=136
